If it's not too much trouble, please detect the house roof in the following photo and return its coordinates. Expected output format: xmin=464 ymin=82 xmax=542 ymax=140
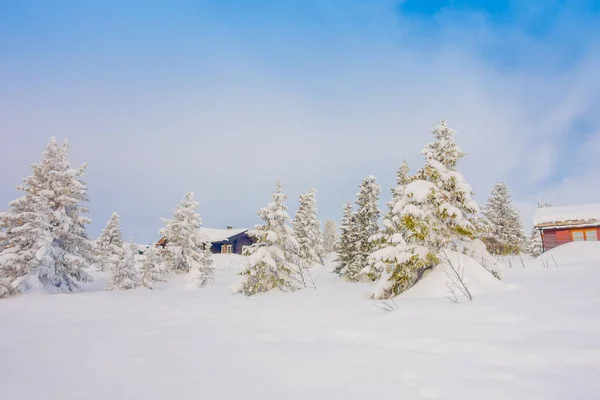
xmin=199 ymin=227 xmax=248 ymax=243
xmin=155 ymin=228 xmax=249 ymax=247
xmin=533 ymin=203 xmax=600 ymax=228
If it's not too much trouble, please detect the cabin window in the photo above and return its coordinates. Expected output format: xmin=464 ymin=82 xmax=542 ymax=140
xmin=572 ymin=231 xmax=585 ymax=241
xmin=571 ymin=229 xmax=598 ymax=242
xmin=221 ymin=244 xmax=233 ymax=254
xmin=585 ymin=230 xmax=598 ymax=241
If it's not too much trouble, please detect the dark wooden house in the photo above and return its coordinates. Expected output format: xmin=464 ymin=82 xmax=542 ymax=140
xmin=533 ymin=203 xmax=600 ymax=252
xmin=156 ymin=227 xmax=254 ymax=255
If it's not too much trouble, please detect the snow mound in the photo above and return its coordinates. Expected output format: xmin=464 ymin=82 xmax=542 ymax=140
xmin=211 ymin=254 xmax=247 ymax=269
xmin=530 ymin=241 xmax=600 ymax=268
xmin=400 ymin=250 xmax=505 ymax=300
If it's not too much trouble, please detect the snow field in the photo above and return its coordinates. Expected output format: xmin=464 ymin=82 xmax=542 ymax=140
xmin=2 ymin=247 xmax=600 ymax=400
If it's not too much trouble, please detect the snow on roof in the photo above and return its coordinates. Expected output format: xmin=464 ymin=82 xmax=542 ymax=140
xmin=533 ymin=203 xmax=600 ymax=227
xmin=199 ymin=228 xmax=248 ymax=243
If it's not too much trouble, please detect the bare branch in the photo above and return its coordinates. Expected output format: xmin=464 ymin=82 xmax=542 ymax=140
xmin=441 ymin=250 xmax=474 ymax=303
xmin=373 ymin=298 xmax=399 ymax=312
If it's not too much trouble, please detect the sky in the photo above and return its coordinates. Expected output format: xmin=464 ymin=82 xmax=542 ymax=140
xmin=1 ymin=0 xmax=599 ymax=244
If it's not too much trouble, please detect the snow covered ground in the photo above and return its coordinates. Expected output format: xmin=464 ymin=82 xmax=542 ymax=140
xmin=2 ymin=246 xmax=600 ymax=399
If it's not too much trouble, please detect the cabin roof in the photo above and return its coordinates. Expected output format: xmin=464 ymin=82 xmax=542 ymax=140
xmin=199 ymin=227 xmax=248 ymax=243
xmin=156 ymin=227 xmax=249 ymax=247
xmin=533 ymin=203 xmax=600 ymax=229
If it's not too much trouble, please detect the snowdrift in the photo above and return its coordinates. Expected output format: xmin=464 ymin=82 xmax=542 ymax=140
xmin=528 ymin=241 xmax=600 ymax=268
xmin=400 ymin=250 xmax=505 ymax=300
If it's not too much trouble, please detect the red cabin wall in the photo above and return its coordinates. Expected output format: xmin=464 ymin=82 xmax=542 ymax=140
xmin=541 ymin=227 xmax=600 ymax=251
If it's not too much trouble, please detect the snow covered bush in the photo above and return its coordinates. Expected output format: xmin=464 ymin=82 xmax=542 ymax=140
xmin=322 ymin=219 xmax=337 ymax=255
xmin=0 ymin=137 xmax=93 ymax=298
xmin=368 ymin=120 xmax=496 ymax=300
xmin=159 ymin=192 xmax=214 ymax=286
xmin=107 ymin=241 xmax=138 ymax=290
xmin=234 ymin=182 xmax=310 ymax=296
xmin=94 ymin=212 xmax=124 ymax=272
xmin=293 ymin=188 xmax=324 ymax=266
xmin=481 ymin=182 xmax=526 ymax=255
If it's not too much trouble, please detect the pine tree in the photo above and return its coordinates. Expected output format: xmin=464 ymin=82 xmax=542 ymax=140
xmin=160 ymin=192 xmax=214 ymax=285
xmin=526 ymin=201 xmax=549 ymax=257
xmin=94 ymin=212 xmax=124 ymax=272
xmin=139 ymin=246 xmax=164 ymax=289
xmin=322 ymin=219 xmax=337 ymax=255
xmin=0 ymin=138 xmax=93 ymax=298
xmin=107 ymin=240 xmax=138 ymax=290
xmin=369 ymin=120 xmax=485 ymax=299
xmin=527 ymin=228 xmax=543 ymax=257
xmin=293 ymin=188 xmax=324 ymax=266
xmin=333 ymin=202 xmax=358 ymax=276
xmin=361 ymin=161 xmax=412 ymax=281
xmin=234 ymin=182 xmax=308 ymax=296
xmin=339 ymin=175 xmax=381 ymax=281
xmin=0 ymin=197 xmax=54 ymax=298
xmin=481 ymin=182 xmax=526 ymax=255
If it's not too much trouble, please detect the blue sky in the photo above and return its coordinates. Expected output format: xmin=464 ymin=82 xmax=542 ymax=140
xmin=1 ymin=0 xmax=600 ymax=243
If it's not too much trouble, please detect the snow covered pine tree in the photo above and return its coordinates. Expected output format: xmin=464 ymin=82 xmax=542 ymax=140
xmin=94 ymin=212 xmax=124 ymax=272
xmin=481 ymin=182 xmax=526 ymax=255
xmin=139 ymin=245 xmax=164 ymax=289
xmin=107 ymin=240 xmax=138 ymax=290
xmin=235 ymin=182 xmax=309 ymax=296
xmin=322 ymin=219 xmax=337 ymax=255
xmin=159 ymin=192 xmax=214 ymax=287
xmin=527 ymin=201 xmax=549 ymax=257
xmin=336 ymin=176 xmax=381 ymax=281
xmin=527 ymin=227 xmax=543 ymax=257
xmin=362 ymin=161 xmax=411 ymax=281
xmin=368 ymin=120 xmax=494 ymax=299
xmin=333 ymin=202 xmax=358 ymax=276
xmin=0 ymin=138 xmax=92 ymax=298
xmin=293 ymin=188 xmax=324 ymax=266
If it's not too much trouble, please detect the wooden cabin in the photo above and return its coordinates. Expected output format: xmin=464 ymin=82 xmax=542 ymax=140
xmin=533 ymin=203 xmax=600 ymax=252
xmin=156 ymin=227 xmax=254 ymax=255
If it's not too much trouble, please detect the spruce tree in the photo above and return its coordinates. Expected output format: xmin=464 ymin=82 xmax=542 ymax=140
xmin=139 ymin=246 xmax=164 ymax=289
xmin=94 ymin=212 xmax=124 ymax=272
xmin=526 ymin=202 xmax=549 ymax=257
xmin=160 ymin=192 xmax=214 ymax=286
xmin=0 ymin=138 xmax=92 ymax=298
xmin=369 ymin=120 xmax=484 ymax=299
xmin=527 ymin=228 xmax=543 ymax=257
xmin=333 ymin=202 xmax=358 ymax=276
xmin=481 ymin=182 xmax=526 ymax=255
xmin=340 ymin=175 xmax=381 ymax=281
xmin=0 ymin=197 xmax=54 ymax=298
xmin=235 ymin=182 xmax=308 ymax=296
xmin=322 ymin=219 xmax=337 ymax=255
xmin=107 ymin=241 xmax=138 ymax=290
xmin=293 ymin=188 xmax=324 ymax=266
xmin=362 ymin=161 xmax=412 ymax=281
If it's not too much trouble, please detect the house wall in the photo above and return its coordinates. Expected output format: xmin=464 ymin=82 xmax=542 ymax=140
xmin=233 ymin=235 xmax=254 ymax=254
xmin=541 ymin=227 xmax=600 ymax=251
xmin=210 ymin=234 xmax=255 ymax=255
